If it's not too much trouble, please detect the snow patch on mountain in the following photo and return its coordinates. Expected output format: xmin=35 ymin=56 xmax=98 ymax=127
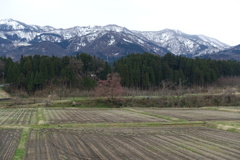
xmin=112 ymin=53 xmax=119 ymax=56
xmin=135 ymin=29 xmax=230 ymax=56
xmin=197 ymin=35 xmax=228 ymax=49
xmin=123 ymin=38 xmax=132 ymax=43
xmin=14 ymin=42 xmax=31 ymax=47
xmin=103 ymin=24 xmax=127 ymax=32
xmin=0 ymin=32 xmax=6 ymax=39
xmin=108 ymin=36 xmax=116 ymax=45
xmin=0 ymin=19 xmax=26 ymax=30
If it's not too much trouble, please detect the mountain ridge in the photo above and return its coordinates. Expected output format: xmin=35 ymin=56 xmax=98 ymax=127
xmin=0 ymin=18 xmax=233 ymax=61
xmin=201 ymin=44 xmax=240 ymax=61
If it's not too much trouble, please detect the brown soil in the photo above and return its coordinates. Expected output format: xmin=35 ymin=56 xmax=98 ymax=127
xmin=25 ymin=127 xmax=240 ymax=160
xmin=0 ymin=109 xmax=37 ymax=125
xmin=134 ymin=108 xmax=240 ymax=121
xmin=0 ymin=129 xmax=22 ymax=160
xmin=44 ymin=108 xmax=167 ymax=124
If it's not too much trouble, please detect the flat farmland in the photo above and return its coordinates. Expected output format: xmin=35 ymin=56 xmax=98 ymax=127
xmin=134 ymin=108 xmax=240 ymax=121
xmin=44 ymin=108 xmax=167 ymax=124
xmin=0 ymin=129 xmax=22 ymax=160
xmin=25 ymin=127 xmax=240 ymax=160
xmin=0 ymin=109 xmax=37 ymax=125
xmin=0 ymin=107 xmax=240 ymax=160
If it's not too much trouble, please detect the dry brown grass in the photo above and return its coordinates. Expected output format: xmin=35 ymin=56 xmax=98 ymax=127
xmin=0 ymin=88 xmax=10 ymax=98
xmin=213 ymin=77 xmax=240 ymax=88
xmin=33 ymin=87 xmax=94 ymax=98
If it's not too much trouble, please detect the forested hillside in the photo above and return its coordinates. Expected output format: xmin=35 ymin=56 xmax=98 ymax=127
xmin=0 ymin=53 xmax=111 ymax=93
xmin=0 ymin=52 xmax=240 ymax=94
xmin=114 ymin=53 xmax=240 ymax=89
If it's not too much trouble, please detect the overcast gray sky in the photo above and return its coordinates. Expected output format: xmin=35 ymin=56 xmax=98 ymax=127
xmin=0 ymin=0 xmax=239 ymax=46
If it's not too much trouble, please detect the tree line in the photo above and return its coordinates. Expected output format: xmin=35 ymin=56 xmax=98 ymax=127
xmin=0 ymin=53 xmax=111 ymax=93
xmin=0 ymin=52 xmax=240 ymax=93
xmin=114 ymin=53 xmax=240 ymax=89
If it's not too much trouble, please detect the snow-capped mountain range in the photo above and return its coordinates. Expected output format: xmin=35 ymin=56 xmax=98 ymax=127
xmin=0 ymin=19 xmax=231 ymax=61
xmin=201 ymin=44 xmax=240 ymax=61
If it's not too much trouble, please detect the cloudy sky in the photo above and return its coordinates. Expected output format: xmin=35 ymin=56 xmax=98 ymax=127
xmin=0 ymin=0 xmax=239 ymax=46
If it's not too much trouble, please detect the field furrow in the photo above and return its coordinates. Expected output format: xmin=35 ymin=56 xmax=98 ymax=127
xmin=183 ymin=134 xmax=240 ymax=158
xmin=0 ymin=129 xmax=22 ymax=160
xmin=134 ymin=108 xmax=240 ymax=121
xmin=44 ymin=108 xmax=166 ymax=124
xmin=193 ymin=130 xmax=240 ymax=149
xmin=24 ymin=127 xmax=240 ymax=160
xmin=0 ymin=109 xmax=37 ymax=125
xmin=169 ymin=135 xmax=233 ymax=160
xmin=150 ymin=135 xmax=208 ymax=159
xmin=1 ymin=107 xmax=239 ymax=160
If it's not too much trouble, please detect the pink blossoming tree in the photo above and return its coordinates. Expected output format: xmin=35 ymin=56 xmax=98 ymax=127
xmin=95 ymin=73 xmax=124 ymax=99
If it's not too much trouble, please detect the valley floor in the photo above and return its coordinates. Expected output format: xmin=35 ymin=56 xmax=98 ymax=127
xmin=0 ymin=105 xmax=240 ymax=160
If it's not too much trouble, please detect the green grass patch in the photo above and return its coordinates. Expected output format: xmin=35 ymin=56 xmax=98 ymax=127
xmin=13 ymin=128 xmax=30 ymax=160
xmin=226 ymin=128 xmax=238 ymax=133
xmin=36 ymin=108 xmax=45 ymax=125
xmin=175 ymin=143 xmax=203 ymax=155
xmin=30 ymin=121 xmax=204 ymax=129
xmin=202 ymin=106 xmax=240 ymax=113
xmin=124 ymin=108 xmax=188 ymax=122
xmin=207 ymin=121 xmax=240 ymax=133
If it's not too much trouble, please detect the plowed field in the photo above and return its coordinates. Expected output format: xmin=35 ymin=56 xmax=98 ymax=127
xmin=0 ymin=109 xmax=37 ymax=125
xmin=1 ymin=107 xmax=240 ymax=160
xmin=134 ymin=108 xmax=240 ymax=121
xmin=25 ymin=127 xmax=240 ymax=160
xmin=0 ymin=129 xmax=22 ymax=160
xmin=44 ymin=108 xmax=167 ymax=124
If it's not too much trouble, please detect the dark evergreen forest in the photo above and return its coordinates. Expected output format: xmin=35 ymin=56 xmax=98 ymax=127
xmin=0 ymin=52 xmax=240 ymax=94
xmin=114 ymin=53 xmax=240 ymax=89
xmin=0 ymin=53 xmax=111 ymax=93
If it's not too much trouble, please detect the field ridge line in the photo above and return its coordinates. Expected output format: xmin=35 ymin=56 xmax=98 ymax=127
xmin=124 ymin=108 xmax=188 ymax=122
xmin=13 ymin=128 xmax=30 ymax=160
xmin=37 ymin=107 xmax=45 ymax=125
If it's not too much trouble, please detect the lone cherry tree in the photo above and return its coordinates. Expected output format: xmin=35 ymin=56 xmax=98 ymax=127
xmin=95 ymin=73 xmax=124 ymax=99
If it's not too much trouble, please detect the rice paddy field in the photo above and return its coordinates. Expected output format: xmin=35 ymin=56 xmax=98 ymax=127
xmin=0 ymin=106 xmax=239 ymax=160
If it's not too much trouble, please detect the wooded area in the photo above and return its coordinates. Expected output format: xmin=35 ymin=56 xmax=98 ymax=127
xmin=114 ymin=53 xmax=240 ymax=89
xmin=0 ymin=53 xmax=111 ymax=93
xmin=0 ymin=52 xmax=240 ymax=94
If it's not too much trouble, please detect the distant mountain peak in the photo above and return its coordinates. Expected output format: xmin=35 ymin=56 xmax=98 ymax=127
xmin=201 ymin=44 xmax=240 ymax=61
xmin=0 ymin=18 xmax=17 ymax=23
xmin=161 ymin=28 xmax=183 ymax=34
xmin=0 ymin=19 xmax=234 ymax=61
xmin=134 ymin=29 xmax=230 ymax=56
xmin=0 ymin=18 xmax=27 ymax=30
